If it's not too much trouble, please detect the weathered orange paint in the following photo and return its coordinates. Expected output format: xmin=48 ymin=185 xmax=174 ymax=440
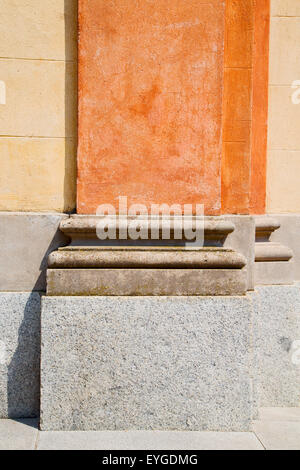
xmin=77 ymin=0 xmax=225 ymax=214
xmin=221 ymin=0 xmax=270 ymax=215
xmin=221 ymin=0 xmax=254 ymax=214
xmin=250 ymin=0 xmax=270 ymax=215
xmin=77 ymin=0 xmax=270 ymax=216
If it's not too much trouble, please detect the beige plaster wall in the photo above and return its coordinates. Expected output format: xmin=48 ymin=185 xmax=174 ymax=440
xmin=0 ymin=0 xmax=77 ymax=212
xmin=267 ymin=0 xmax=300 ymax=213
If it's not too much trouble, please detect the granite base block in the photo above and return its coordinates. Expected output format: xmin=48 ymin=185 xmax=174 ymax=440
xmin=0 ymin=292 xmax=41 ymax=418
xmin=41 ymin=296 xmax=254 ymax=431
xmin=252 ymin=285 xmax=300 ymax=407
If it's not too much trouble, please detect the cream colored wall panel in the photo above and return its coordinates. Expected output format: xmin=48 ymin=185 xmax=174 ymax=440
xmin=267 ymin=1 xmax=300 ymax=214
xmin=271 ymin=0 xmax=300 ymax=17
xmin=0 ymin=0 xmax=77 ymax=60
xmin=269 ymin=18 xmax=300 ymax=85
xmin=267 ymin=150 xmax=300 ymax=213
xmin=0 ymin=59 xmax=76 ymax=138
xmin=0 ymin=137 xmax=76 ymax=212
xmin=268 ymin=86 xmax=300 ymax=150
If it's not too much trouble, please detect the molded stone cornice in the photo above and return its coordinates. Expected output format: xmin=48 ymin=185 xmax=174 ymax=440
xmin=254 ymin=216 xmax=294 ymax=286
xmin=59 ymin=215 xmax=235 ymax=246
xmin=46 ymin=216 xmax=248 ymax=296
xmin=255 ymin=217 xmax=293 ymax=262
xmin=48 ymin=246 xmax=246 ymax=270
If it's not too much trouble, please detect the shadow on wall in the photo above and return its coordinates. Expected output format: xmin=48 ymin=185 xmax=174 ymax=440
xmin=6 ymin=226 xmax=70 ymax=418
xmin=64 ymin=0 xmax=78 ymax=213
xmin=7 ymin=293 xmax=41 ymax=419
xmin=32 ymin=225 xmax=70 ymax=293
xmin=6 ymin=2 xmax=78 ymax=417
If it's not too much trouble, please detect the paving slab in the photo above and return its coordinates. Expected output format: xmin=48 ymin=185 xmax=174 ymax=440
xmin=253 ymin=420 xmax=300 ymax=450
xmin=258 ymin=407 xmax=300 ymax=422
xmin=2 ymin=409 xmax=300 ymax=450
xmin=0 ymin=419 xmax=38 ymax=450
xmin=37 ymin=430 xmax=263 ymax=451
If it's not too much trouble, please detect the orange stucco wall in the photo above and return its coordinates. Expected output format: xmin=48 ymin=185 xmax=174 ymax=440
xmin=77 ymin=0 xmax=225 ymax=214
xmin=250 ymin=0 xmax=270 ymax=214
xmin=221 ymin=0 xmax=254 ymax=214
xmin=221 ymin=0 xmax=270 ymax=215
xmin=77 ymin=0 xmax=269 ymax=215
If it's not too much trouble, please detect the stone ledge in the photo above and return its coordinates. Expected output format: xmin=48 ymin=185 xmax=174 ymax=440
xmin=47 ymin=268 xmax=248 ymax=296
xmin=255 ymin=217 xmax=281 ymax=240
xmin=255 ymin=242 xmax=293 ymax=262
xmin=48 ymin=247 xmax=247 ymax=269
xmin=60 ymin=215 xmax=235 ymax=246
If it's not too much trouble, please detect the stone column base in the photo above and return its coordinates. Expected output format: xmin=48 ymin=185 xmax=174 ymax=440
xmin=46 ymin=217 xmax=248 ymax=296
xmin=255 ymin=217 xmax=294 ymax=285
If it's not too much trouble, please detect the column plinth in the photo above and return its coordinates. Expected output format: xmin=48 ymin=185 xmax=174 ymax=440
xmin=46 ymin=215 xmax=247 ymax=296
xmin=254 ymin=216 xmax=294 ymax=285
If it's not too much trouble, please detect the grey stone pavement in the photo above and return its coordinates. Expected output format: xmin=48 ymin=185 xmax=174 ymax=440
xmin=0 ymin=408 xmax=299 ymax=450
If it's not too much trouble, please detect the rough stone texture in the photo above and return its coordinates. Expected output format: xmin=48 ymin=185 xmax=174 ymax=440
xmin=0 ymin=213 xmax=69 ymax=292
xmin=223 ymin=216 xmax=255 ymax=290
xmin=269 ymin=214 xmax=300 ymax=281
xmin=47 ymin=268 xmax=248 ymax=296
xmin=41 ymin=296 xmax=254 ymax=431
xmin=251 ymin=285 xmax=300 ymax=408
xmin=0 ymin=293 xmax=41 ymax=418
